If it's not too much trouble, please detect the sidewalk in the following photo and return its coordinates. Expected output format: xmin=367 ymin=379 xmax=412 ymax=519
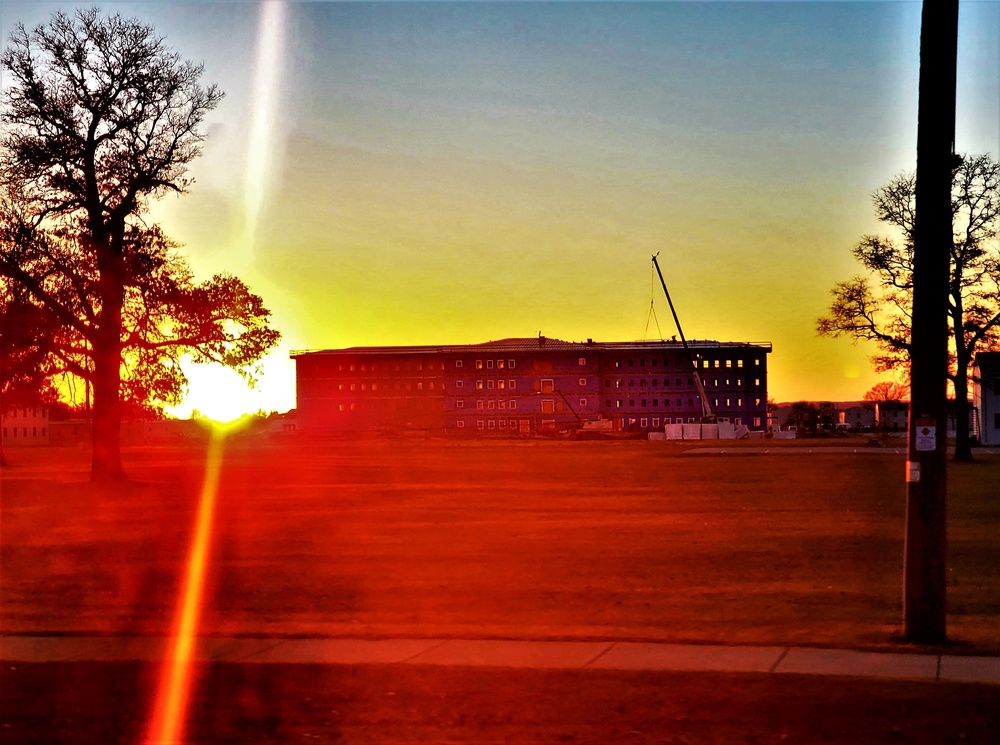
xmin=3 ymin=635 xmax=998 ymax=685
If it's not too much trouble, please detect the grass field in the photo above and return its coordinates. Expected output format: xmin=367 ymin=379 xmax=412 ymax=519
xmin=2 ymin=436 xmax=997 ymax=652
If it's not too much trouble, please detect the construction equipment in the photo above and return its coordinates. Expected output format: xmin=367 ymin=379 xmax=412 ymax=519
xmin=651 ymin=253 xmax=717 ymax=424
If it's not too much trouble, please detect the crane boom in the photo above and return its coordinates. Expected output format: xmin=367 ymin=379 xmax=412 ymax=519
xmin=651 ymin=254 xmax=716 ymax=423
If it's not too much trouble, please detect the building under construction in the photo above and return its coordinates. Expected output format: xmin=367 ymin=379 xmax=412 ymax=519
xmin=292 ymin=336 xmax=771 ymax=437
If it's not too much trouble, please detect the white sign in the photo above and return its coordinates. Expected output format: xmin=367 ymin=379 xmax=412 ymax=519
xmin=915 ymin=418 xmax=936 ymax=452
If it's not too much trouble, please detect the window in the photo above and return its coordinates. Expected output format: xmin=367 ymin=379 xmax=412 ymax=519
xmin=541 ymin=379 xmax=554 ymax=393
xmin=580 ymin=398 xmax=588 ymax=407
xmin=457 ymin=380 xmax=464 ymax=388
xmin=498 ymin=380 xmax=505 ymax=389
xmin=640 ymin=379 xmax=647 ymax=387
xmin=615 ymin=359 xmax=622 ymax=368
xmin=487 ymin=360 xmax=494 ymax=369
xmin=457 ymin=420 xmax=465 ymax=428
xmin=488 ymin=400 xmax=495 ymax=409
xmin=641 ymin=418 xmax=648 ymax=427
xmin=457 ymin=401 xmax=465 ymax=408
xmin=616 ymin=400 xmax=623 ymax=408
xmin=652 ymin=418 xmax=660 ymax=427
xmin=541 ymin=400 xmax=555 ymax=414
xmin=476 ymin=380 xmax=484 ymax=390
xmin=499 ymin=419 xmax=506 ymax=429
xmin=995 ymin=413 xmax=1000 ymax=430
xmin=628 ymin=399 xmax=634 ymax=407
xmin=738 ymin=359 xmax=744 ymax=368
xmin=640 ymin=359 xmax=646 ymax=367
xmin=456 ymin=360 xmax=463 ymax=367
xmin=509 ymin=360 xmax=515 ymax=368
xmin=509 ymin=380 xmax=516 ymax=389
xmin=755 ymin=358 xmax=761 ymax=366
xmin=726 ymin=360 xmax=732 ymax=368
xmin=498 ymin=359 xmax=505 ymax=369
xmin=628 ymin=359 xmax=635 ymax=367
xmin=476 ymin=360 xmax=483 ymax=369
xmin=628 ymin=379 xmax=636 ymax=388
xmin=477 ymin=420 xmax=485 ymax=430
xmin=488 ymin=420 xmax=496 ymax=429
xmin=735 ymin=418 xmax=742 ymax=426
xmin=488 ymin=380 xmax=495 ymax=389
xmin=652 ymin=399 xmax=658 ymax=406
xmin=510 ymin=400 xmax=517 ymax=409
xmin=477 ymin=400 xmax=485 ymax=410
xmin=579 ymin=357 xmax=587 ymax=366
xmin=499 ymin=401 xmax=506 ymax=409
xmin=754 ymin=417 xmax=762 ymax=428
xmin=641 ymin=399 xmax=647 ymax=407
xmin=416 ymin=382 xmax=423 ymax=391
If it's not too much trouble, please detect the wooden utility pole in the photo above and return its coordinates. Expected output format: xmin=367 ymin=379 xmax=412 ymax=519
xmin=904 ymin=0 xmax=959 ymax=644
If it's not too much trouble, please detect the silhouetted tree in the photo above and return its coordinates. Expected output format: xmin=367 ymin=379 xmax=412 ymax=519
xmin=817 ymin=154 xmax=1000 ymax=461
xmin=1 ymin=9 xmax=279 ymax=479
xmin=863 ymin=380 xmax=909 ymax=405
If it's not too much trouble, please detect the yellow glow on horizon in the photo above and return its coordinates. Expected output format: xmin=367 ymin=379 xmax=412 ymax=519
xmin=146 ymin=431 xmax=227 ymax=745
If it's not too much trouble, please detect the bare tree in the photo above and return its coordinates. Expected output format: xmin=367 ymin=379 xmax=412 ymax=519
xmin=1 ymin=9 xmax=279 ymax=479
xmin=817 ymin=154 xmax=1000 ymax=461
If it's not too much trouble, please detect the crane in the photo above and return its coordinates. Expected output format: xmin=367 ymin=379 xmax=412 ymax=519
xmin=651 ymin=253 xmax=717 ymax=424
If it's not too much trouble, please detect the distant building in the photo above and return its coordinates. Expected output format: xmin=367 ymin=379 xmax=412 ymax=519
xmin=973 ymin=352 xmax=1000 ymax=446
xmin=874 ymin=400 xmax=908 ymax=431
xmin=292 ymin=337 xmax=771 ymax=437
xmin=1 ymin=406 xmax=49 ymax=447
xmin=840 ymin=405 xmax=875 ymax=430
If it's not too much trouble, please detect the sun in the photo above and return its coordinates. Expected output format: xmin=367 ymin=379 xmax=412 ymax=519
xmin=170 ymin=361 xmax=259 ymax=423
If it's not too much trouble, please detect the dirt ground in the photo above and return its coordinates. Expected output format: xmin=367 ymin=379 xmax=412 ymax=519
xmin=2 ymin=437 xmax=997 ymax=650
xmin=1 ymin=437 xmax=998 ymax=743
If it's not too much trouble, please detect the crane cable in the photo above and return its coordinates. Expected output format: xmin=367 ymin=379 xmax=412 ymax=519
xmin=643 ymin=261 xmax=665 ymax=341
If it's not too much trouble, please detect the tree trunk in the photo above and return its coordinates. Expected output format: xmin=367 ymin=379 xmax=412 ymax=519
xmin=90 ymin=330 xmax=125 ymax=481
xmin=952 ymin=361 xmax=974 ymax=462
xmin=90 ymin=250 xmax=126 ymax=481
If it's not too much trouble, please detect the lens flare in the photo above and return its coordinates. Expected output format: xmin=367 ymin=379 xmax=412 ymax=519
xmin=243 ymin=0 xmax=287 ymax=254
xmin=145 ymin=420 xmax=245 ymax=744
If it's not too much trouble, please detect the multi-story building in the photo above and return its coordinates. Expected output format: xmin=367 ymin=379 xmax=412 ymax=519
xmin=1 ymin=406 xmax=50 ymax=447
xmin=973 ymin=352 xmax=1000 ymax=445
xmin=292 ymin=337 xmax=771 ymax=437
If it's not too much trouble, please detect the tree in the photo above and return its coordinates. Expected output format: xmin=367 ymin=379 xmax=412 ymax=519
xmin=1 ymin=9 xmax=280 ymax=479
xmin=863 ymin=380 xmax=909 ymax=405
xmin=817 ymin=154 xmax=1000 ymax=461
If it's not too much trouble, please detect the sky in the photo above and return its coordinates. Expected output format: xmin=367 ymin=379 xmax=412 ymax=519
xmin=2 ymin=1 xmax=999 ymax=420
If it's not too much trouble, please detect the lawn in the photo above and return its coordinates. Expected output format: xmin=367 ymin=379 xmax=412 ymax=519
xmin=2 ymin=436 xmax=997 ymax=652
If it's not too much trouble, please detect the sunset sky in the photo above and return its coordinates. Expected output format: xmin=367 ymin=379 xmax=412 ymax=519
xmin=3 ymin=1 xmax=999 ymax=420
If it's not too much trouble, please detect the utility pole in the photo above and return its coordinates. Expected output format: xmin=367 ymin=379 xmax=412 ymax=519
xmin=904 ymin=0 xmax=959 ymax=644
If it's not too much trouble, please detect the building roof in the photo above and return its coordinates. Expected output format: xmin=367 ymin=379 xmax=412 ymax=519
xmin=291 ymin=337 xmax=772 ymax=358
xmin=975 ymin=351 xmax=1000 ymax=373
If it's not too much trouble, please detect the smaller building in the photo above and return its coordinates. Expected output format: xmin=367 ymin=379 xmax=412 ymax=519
xmin=874 ymin=400 xmax=909 ymax=431
xmin=840 ymin=405 xmax=875 ymax=430
xmin=973 ymin=352 xmax=1000 ymax=446
xmin=1 ymin=406 xmax=49 ymax=447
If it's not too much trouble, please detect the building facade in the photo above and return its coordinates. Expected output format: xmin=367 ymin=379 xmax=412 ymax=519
xmin=973 ymin=352 xmax=1000 ymax=446
xmin=1 ymin=406 xmax=49 ymax=447
xmin=292 ymin=337 xmax=771 ymax=437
